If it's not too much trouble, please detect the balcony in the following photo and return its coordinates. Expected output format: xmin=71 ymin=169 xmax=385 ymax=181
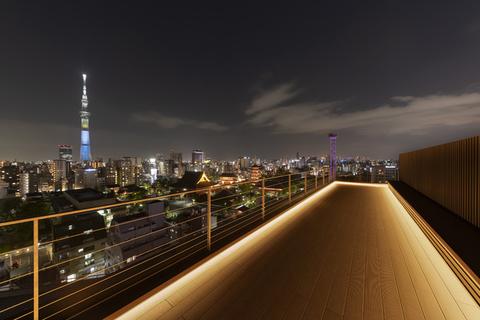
xmin=1 ymin=177 xmax=479 ymax=319
xmin=109 ymin=182 xmax=480 ymax=320
xmin=0 ymin=173 xmax=325 ymax=319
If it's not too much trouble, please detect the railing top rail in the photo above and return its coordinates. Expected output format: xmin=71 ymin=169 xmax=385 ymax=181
xmin=0 ymin=170 xmax=323 ymax=228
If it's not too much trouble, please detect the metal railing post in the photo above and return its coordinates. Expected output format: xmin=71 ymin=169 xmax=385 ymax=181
xmin=207 ymin=187 xmax=212 ymax=250
xmin=33 ymin=220 xmax=39 ymax=320
xmin=288 ymin=174 xmax=291 ymax=202
xmin=315 ymin=173 xmax=318 ymax=189
xmin=322 ymin=171 xmax=325 ymax=185
xmin=261 ymin=178 xmax=265 ymax=220
xmin=304 ymin=174 xmax=307 ymax=193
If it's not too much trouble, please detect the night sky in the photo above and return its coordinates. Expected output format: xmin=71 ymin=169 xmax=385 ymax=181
xmin=2 ymin=1 xmax=480 ymax=161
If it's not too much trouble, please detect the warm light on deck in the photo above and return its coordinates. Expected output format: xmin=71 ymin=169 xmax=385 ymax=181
xmin=110 ymin=182 xmax=480 ymax=320
xmin=110 ymin=183 xmax=338 ymax=319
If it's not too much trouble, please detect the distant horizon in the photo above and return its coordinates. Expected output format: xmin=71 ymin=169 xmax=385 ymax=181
xmin=4 ymin=132 xmax=479 ymax=163
xmin=0 ymin=151 xmax=401 ymax=163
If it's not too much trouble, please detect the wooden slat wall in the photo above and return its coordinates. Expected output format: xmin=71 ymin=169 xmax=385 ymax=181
xmin=399 ymin=136 xmax=480 ymax=228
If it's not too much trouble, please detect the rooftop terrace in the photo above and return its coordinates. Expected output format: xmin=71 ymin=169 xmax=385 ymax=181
xmin=110 ymin=182 xmax=480 ymax=320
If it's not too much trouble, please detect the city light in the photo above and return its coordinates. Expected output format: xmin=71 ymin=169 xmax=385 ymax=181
xmin=2 ymin=4 xmax=480 ymax=319
xmin=111 ymin=183 xmax=337 ymax=319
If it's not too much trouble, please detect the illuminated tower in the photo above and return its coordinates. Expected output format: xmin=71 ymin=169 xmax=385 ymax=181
xmin=328 ymin=133 xmax=337 ymax=181
xmin=80 ymin=73 xmax=92 ymax=162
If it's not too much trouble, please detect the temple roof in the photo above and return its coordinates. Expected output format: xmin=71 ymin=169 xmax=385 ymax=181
xmin=175 ymin=171 xmax=213 ymax=190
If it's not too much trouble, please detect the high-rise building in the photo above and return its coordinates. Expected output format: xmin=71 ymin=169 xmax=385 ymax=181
xmin=157 ymin=160 xmax=165 ymax=176
xmin=169 ymin=152 xmax=182 ymax=164
xmin=148 ymin=158 xmax=158 ymax=184
xmin=45 ymin=160 xmax=55 ymax=177
xmin=116 ymin=158 xmax=136 ymax=186
xmin=238 ymin=156 xmax=250 ymax=170
xmin=170 ymin=152 xmax=184 ymax=176
xmin=74 ymin=168 xmax=97 ymax=189
xmin=164 ymin=159 xmax=175 ymax=177
xmin=0 ymin=164 xmax=20 ymax=196
xmin=221 ymin=162 xmax=235 ymax=174
xmin=329 ymin=133 xmax=337 ymax=181
xmin=385 ymin=165 xmax=398 ymax=181
xmin=53 ymin=159 xmax=67 ymax=191
xmin=0 ymin=180 xmax=8 ymax=199
xmin=192 ymin=150 xmax=204 ymax=164
xmin=58 ymin=145 xmax=73 ymax=189
xmin=80 ymin=73 xmax=92 ymax=162
xmin=19 ymin=172 xmax=29 ymax=198
xmin=59 ymin=145 xmax=73 ymax=162
xmin=104 ymin=160 xmax=118 ymax=186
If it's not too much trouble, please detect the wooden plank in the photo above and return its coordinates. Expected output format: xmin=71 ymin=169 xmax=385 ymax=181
xmin=391 ymin=190 xmax=469 ymax=320
xmin=385 ymin=191 xmax=446 ymax=320
xmin=343 ymin=205 xmax=367 ymax=320
xmin=375 ymin=191 xmax=404 ymax=320
xmin=363 ymin=194 xmax=384 ymax=320
xmin=378 ymin=191 xmax=426 ymax=320
xmin=116 ymin=184 xmax=480 ymax=320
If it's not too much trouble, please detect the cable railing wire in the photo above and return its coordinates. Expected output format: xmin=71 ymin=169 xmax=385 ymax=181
xmin=38 ymin=225 xmax=208 ymax=301
xmin=37 ymin=213 xmax=207 ymax=274
xmin=0 ymin=171 xmax=327 ymax=319
xmin=0 ymin=210 xmax=209 ymax=288
xmin=0 ymin=225 xmax=209 ymax=318
xmin=43 ymin=242 xmax=210 ymax=320
xmin=0 ymin=185 xmax=278 ymax=312
xmin=211 ymin=198 xmax=296 ymax=246
xmin=43 ymin=184 xmax=306 ymax=319
xmin=41 ymin=179 xmax=308 ymax=296
xmin=39 ymin=232 xmax=209 ymax=319
xmin=39 ymin=199 xmax=209 ymax=247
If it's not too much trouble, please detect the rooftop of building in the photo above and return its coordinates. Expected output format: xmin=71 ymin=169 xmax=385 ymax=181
xmin=219 ymin=172 xmax=237 ymax=178
xmin=107 ymin=182 xmax=480 ymax=320
xmin=175 ymin=171 xmax=213 ymax=190
xmin=64 ymin=188 xmax=105 ymax=203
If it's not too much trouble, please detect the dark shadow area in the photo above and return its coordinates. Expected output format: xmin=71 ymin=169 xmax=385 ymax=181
xmin=390 ymin=181 xmax=480 ymax=277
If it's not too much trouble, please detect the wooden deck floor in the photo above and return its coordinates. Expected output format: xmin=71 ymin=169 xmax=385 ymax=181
xmin=112 ymin=182 xmax=480 ymax=320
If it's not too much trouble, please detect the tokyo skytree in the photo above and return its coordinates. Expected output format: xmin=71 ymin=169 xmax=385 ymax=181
xmin=79 ymin=73 xmax=92 ymax=162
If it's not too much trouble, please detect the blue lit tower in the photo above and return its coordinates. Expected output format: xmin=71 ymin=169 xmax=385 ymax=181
xmin=79 ymin=73 xmax=92 ymax=162
xmin=328 ymin=133 xmax=337 ymax=181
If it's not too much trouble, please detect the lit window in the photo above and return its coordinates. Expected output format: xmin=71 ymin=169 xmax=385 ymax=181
xmin=67 ymin=274 xmax=76 ymax=282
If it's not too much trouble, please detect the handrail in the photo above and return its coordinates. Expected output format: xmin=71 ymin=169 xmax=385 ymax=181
xmin=0 ymin=171 xmax=328 ymax=320
xmin=0 ymin=171 xmax=316 ymax=227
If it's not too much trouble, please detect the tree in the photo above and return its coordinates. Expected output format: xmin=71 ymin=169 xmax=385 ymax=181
xmin=0 ymin=198 xmax=22 ymax=221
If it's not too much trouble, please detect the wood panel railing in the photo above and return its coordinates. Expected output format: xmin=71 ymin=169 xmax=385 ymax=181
xmin=399 ymin=136 xmax=480 ymax=228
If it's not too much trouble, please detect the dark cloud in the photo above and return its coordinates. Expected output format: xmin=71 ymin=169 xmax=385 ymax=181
xmin=245 ymin=84 xmax=480 ymax=136
xmin=132 ymin=112 xmax=228 ymax=132
xmin=2 ymin=1 xmax=480 ymax=160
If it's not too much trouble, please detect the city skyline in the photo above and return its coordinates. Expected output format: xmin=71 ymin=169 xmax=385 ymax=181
xmin=2 ymin=1 xmax=480 ymax=161
xmin=1 ymin=3 xmax=480 ymax=320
